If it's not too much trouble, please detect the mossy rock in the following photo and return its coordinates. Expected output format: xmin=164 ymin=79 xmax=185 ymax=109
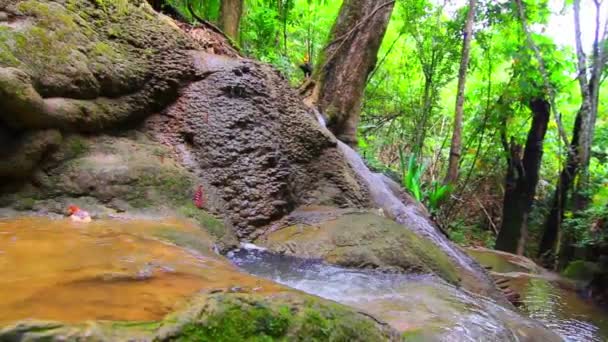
xmin=0 ymin=0 xmax=196 ymax=132
xmin=42 ymin=134 xmax=195 ymax=207
xmin=256 ymin=210 xmax=460 ymax=284
xmin=158 ymin=293 xmax=397 ymax=342
xmin=0 ymin=128 xmax=62 ymax=178
xmin=0 ymin=293 xmax=398 ymax=341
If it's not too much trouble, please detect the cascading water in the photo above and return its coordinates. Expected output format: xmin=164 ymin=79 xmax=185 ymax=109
xmin=313 ymin=111 xmax=498 ymax=297
xmin=229 ymin=247 xmax=563 ymax=341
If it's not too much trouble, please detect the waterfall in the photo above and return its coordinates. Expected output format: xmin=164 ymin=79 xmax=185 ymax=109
xmin=314 ymin=111 xmax=494 ymax=290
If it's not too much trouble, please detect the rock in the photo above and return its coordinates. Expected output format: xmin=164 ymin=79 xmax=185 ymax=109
xmin=0 ymin=217 xmax=397 ymax=342
xmin=467 ymin=247 xmax=545 ymax=274
xmin=352 ymin=277 xmax=562 ymax=342
xmin=256 ymin=208 xmax=460 ymax=284
xmin=0 ymin=129 xmax=62 ymax=178
xmin=0 ymin=133 xmax=236 ymax=244
xmin=230 ymin=247 xmax=562 ymax=342
xmin=145 ymin=53 xmax=372 ymax=238
xmin=0 ymin=0 xmax=196 ymax=132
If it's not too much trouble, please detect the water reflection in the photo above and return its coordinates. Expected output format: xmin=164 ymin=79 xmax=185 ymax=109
xmin=518 ymin=278 xmax=607 ymax=342
xmin=467 ymin=248 xmax=608 ymax=342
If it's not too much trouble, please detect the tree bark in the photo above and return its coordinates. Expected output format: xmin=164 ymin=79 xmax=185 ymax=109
xmin=220 ymin=0 xmax=244 ymax=41
xmin=444 ymin=0 xmax=477 ymax=184
xmin=538 ymin=0 xmax=607 ymax=261
xmin=538 ymin=112 xmax=582 ymax=259
xmin=495 ymin=98 xmax=550 ymax=254
xmin=311 ymin=0 xmax=395 ymax=146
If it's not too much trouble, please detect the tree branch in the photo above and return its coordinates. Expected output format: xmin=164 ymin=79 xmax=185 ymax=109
xmin=514 ymin=0 xmax=570 ymax=148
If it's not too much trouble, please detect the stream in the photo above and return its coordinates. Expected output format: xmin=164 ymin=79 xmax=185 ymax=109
xmin=313 ymin=111 xmax=501 ymax=299
xmin=229 ymin=246 xmax=608 ymax=341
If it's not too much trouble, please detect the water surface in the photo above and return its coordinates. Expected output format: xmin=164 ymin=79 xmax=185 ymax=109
xmin=0 ymin=217 xmax=283 ymax=324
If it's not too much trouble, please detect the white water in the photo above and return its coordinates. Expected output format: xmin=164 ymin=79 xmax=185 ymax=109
xmin=229 ymin=248 xmax=562 ymax=341
xmin=313 ymin=111 xmax=492 ymax=285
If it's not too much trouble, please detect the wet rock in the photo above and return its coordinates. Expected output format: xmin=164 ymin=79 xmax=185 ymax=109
xmin=0 ymin=217 xmax=397 ymax=341
xmin=0 ymin=129 xmax=62 ymax=178
xmin=256 ymin=208 xmax=461 ymax=284
xmin=0 ymin=133 xmax=236 ymax=244
xmin=230 ymin=248 xmax=562 ymax=342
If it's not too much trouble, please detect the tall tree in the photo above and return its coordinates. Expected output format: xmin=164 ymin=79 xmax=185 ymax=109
xmin=495 ymin=98 xmax=550 ymax=254
xmin=220 ymin=0 xmax=244 ymax=41
xmin=444 ymin=0 xmax=477 ymax=185
xmin=310 ymin=0 xmax=395 ymax=146
xmin=539 ymin=0 xmax=608 ymax=262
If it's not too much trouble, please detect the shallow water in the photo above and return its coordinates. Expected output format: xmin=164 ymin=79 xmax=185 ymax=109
xmin=466 ymin=248 xmax=608 ymax=341
xmin=0 ymin=217 xmax=283 ymax=324
xmin=510 ymin=276 xmax=608 ymax=341
xmin=317 ymin=116 xmax=498 ymax=298
xmin=229 ymin=247 xmax=561 ymax=341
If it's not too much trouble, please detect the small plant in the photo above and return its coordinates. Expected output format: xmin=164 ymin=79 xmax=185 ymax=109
xmin=427 ymin=181 xmax=452 ymax=211
xmin=400 ymin=149 xmax=424 ymax=202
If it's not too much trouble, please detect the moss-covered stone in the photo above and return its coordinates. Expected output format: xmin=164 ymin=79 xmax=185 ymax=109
xmin=257 ymin=210 xmax=460 ymax=284
xmin=39 ymin=135 xmax=192 ymax=206
xmin=0 ymin=0 xmax=195 ymax=132
xmin=159 ymin=294 xmax=395 ymax=342
xmin=178 ymin=204 xmax=226 ymax=239
xmin=0 ymin=129 xmax=62 ymax=178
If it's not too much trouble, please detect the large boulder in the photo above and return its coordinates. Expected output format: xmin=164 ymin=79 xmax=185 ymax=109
xmin=0 ymin=0 xmax=197 ymax=179
xmin=256 ymin=207 xmax=460 ymax=284
xmin=145 ymin=53 xmax=371 ymax=239
xmin=0 ymin=0 xmax=195 ymax=132
xmin=0 ymin=133 xmax=237 ymax=246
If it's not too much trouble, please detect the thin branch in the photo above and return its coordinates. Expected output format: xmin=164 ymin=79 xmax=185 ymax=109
xmin=366 ymin=32 xmax=404 ymax=85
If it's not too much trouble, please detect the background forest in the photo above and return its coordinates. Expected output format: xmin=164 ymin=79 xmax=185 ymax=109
xmin=164 ymin=0 xmax=607 ymax=273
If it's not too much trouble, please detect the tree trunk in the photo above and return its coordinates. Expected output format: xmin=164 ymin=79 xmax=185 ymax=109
xmin=444 ymin=0 xmax=476 ymax=185
xmin=311 ymin=0 xmax=395 ymax=146
xmin=495 ymin=98 xmax=550 ymax=254
xmin=220 ymin=0 xmax=244 ymax=41
xmin=538 ymin=0 xmax=607 ymax=262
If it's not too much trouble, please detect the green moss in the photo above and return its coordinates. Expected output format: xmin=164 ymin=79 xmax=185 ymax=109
xmin=152 ymin=227 xmax=212 ymax=254
xmin=563 ymin=260 xmax=599 ymax=281
xmin=65 ymin=136 xmax=89 ymax=157
xmin=175 ymin=303 xmax=291 ymax=341
xmin=14 ymin=1 xmax=82 ymax=71
xmin=178 ymin=204 xmax=226 ymax=239
xmin=108 ymin=321 xmax=160 ymax=332
xmin=13 ymin=197 xmax=36 ymax=210
xmin=125 ymin=171 xmax=193 ymax=209
xmin=0 ymin=28 xmax=20 ymax=66
xmin=265 ymin=212 xmax=460 ymax=285
xmin=291 ymin=302 xmax=386 ymax=342
xmin=169 ymin=295 xmax=389 ymax=342
xmin=402 ymin=229 xmax=460 ymax=284
xmin=401 ymin=329 xmax=430 ymax=341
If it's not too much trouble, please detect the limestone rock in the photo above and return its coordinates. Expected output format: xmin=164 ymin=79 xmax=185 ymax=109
xmin=0 ymin=0 xmax=195 ymax=132
xmin=256 ymin=208 xmax=460 ymax=284
xmin=146 ymin=54 xmax=372 ymax=238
